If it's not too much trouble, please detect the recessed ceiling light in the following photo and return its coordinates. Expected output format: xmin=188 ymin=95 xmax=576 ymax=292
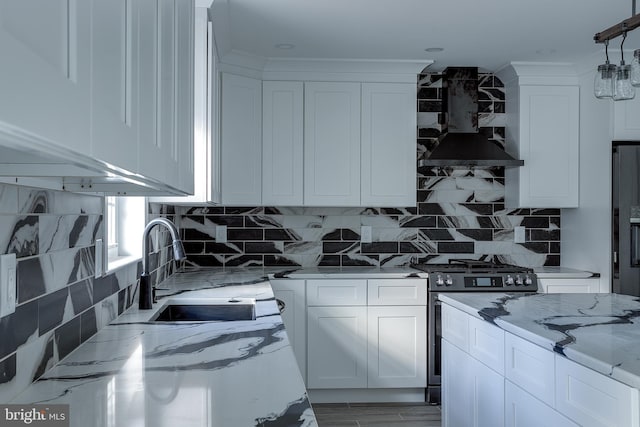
xmin=275 ymin=43 xmax=295 ymax=50
xmin=424 ymin=47 xmax=444 ymax=53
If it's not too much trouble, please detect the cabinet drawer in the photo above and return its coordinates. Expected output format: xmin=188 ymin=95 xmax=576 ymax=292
xmin=469 ymin=315 xmax=504 ymax=375
xmin=505 ymin=332 xmax=555 ymax=407
xmin=441 ymin=303 xmax=469 ymax=352
xmin=367 ymin=279 xmax=427 ymax=306
xmin=306 ymin=280 xmax=367 ymax=306
xmin=538 ymin=278 xmax=600 ymax=294
xmin=555 ymin=355 xmax=640 ymax=427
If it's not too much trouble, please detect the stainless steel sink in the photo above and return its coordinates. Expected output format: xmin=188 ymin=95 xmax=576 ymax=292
xmin=150 ymin=298 xmax=256 ymax=322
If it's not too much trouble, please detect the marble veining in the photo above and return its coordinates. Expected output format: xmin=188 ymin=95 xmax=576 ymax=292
xmin=12 ymin=269 xmax=317 ymax=427
xmin=439 ymin=292 xmax=640 ymax=389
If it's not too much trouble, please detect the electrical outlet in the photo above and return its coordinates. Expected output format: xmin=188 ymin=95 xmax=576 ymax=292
xmin=0 ymin=253 xmax=16 ymax=318
xmin=514 ymin=226 xmax=526 ymax=243
xmin=95 ymin=239 xmax=103 ymax=278
xmin=216 ymin=225 xmax=227 ymax=243
xmin=361 ymin=226 xmax=372 ymax=243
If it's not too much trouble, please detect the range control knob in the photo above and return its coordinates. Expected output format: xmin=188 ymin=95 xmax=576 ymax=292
xmin=525 ymin=275 xmax=533 ymax=285
xmin=505 ymin=275 xmax=515 ymax=286
xmin=445 ymin=274 xmax=453 ymax=286
xmin=515 ymin=275 xmax=524 ymax=286
xmin=435 ymin=274 xmax=444 ymax=286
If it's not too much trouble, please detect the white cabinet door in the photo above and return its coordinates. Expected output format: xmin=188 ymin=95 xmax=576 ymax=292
xmin=505 ymin=84 xmax=579 ymax=208
xmin=304 ymin=82 xmax=361 ymax=206
xmin=506 ymin=380 xmax=579 ymax=427
xmin=367 ymin=306 xmax=426 ymax=388
xmin=262 ymin=81 xmax=304 ymax=205
xmin=538 ymin=277 xmax=600 ymax=293
xmin=174 ymin=0 xmax=195 ymax=194
xmin=505 ymin=332 xmax=555 ymax=407
xmin=472 ymin=357 xmax=505 ymax=427
xmin=221 ymin=73 xmax=262 ymax=205
xmin=157 ymin=0 xmax=179 ymax=187
xmin=555 ymin=354 xmax=640 ymax=427
xmin=442 ymin=339 xmax=472 ymax=427
xmin=361 ymin=83 xmax=416 ymax=207
xmin=0 ymin=0 xmax=91 ymax=155
xmin=270 ymin=279 xmax=307 ymax=381
xmin=613 ymin=95 xmax=640 ymax=139
xmin=90 ymin=0 xmax=138 ymax=173
xmin=135 ymin=0 xmax=162 ymax=183
xmin=307 ymin=306 xmax=367 ymax=389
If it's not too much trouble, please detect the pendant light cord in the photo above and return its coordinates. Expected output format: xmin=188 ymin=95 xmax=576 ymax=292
xmin=606 ymin=40 xmax=610 ymax=63
xmin=621 ymin=31 xmax=628 ymax=64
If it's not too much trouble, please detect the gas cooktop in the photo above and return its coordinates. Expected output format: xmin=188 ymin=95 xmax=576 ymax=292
xmin=411 ymin=259 xmax=538 ymax=292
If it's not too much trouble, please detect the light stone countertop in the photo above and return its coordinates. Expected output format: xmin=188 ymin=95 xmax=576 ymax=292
xmin=439 ymin=292 xmax=640 ymax=389
xmin=11 ymin=268 xmax=317 ymax=427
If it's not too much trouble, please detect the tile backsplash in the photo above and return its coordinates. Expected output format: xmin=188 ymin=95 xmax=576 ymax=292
xmin=0 ymin=183 xmax=174 ymax=402
xmin=156 ymin=72 xmax=560 ymax=269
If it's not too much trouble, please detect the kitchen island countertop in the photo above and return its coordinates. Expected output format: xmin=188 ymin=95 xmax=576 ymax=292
xmin=439 ymin=292 xmax=640 ymax=390
xmin=10 ymin=268 xmax=317 ymax=427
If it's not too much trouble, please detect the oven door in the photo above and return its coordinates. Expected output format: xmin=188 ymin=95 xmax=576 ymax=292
xmin=427 ymin=292 xmax=441 ymax=403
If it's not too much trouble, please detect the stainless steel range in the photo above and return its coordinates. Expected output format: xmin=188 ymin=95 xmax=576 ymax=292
xmin=411 ymin=259 xmax=538 ymax=404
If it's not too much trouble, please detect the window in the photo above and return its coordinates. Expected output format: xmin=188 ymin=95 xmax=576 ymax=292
xmin=105 ymin=196 xmax=145 ymax=271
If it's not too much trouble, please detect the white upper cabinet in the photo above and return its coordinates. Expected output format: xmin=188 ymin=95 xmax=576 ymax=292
xmin=220 ymin=73 xmax=262 ymax=205
xmin=90 ymin=0 xmax=138 ymax=173
xmin=361 ymin=83 xmax=416 ymax=207
xmin=304 ymin=82 xmax=361 ymax=206
xmin=497 ymin=63 xmax=579 ymax=208
xmin=136 ymin=0 xmax=162 ymax=183
xmin=174 ymin=0 xmax=195 ymax=194
xmin=613 ymin=95 xmax=640 ymax=139
xmin=0 ymin=0 xmax=194 ymax=195
xmin=0 ymin=0 xmax=91 ymax=155
xmin=262 ymin=81 xmax=304 ymax=205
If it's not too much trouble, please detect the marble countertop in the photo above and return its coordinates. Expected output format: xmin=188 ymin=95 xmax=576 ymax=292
xmin=269 ymin=266 xmax=428 ymax=279
xmin=11 ymin=268 xmax=317 ymax=427
xmin=439 ymin=292 xmax=640 ymax=389
xmin=533 ymin=266 xmax=599 ymax=278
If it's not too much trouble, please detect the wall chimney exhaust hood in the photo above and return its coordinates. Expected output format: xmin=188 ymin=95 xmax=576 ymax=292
xmin=419 ymin=67 xmax=523 ymax=168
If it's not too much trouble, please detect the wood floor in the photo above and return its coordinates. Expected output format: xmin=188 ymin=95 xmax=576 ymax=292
xmin=312 ymin=402 xmax=442 ymax=427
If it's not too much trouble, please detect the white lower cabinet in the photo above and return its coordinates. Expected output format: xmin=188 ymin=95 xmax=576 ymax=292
xmin=505 ymin=380 xmax=578 ymax=427
xmin=442 ymin=316 xmax=504 ymax=427
xmin=307 ymin=305 xmax=368 ymax=389
xmin=367 ymin=306 xmax=426 ymax=388
xmin=442 ymin=339 xmax=473 ymax=427
xmin=555 ymin=354 xmax=640 ymax=427
xmin=538 ymin=277 xmax=601 ymax=293
xmin=305 ymin=278 xmax=427 ymax=397
xmin=442 ymin=301 xmax=640 ymax=427
xmin=269 ymin=279 xmax=306 ymax=380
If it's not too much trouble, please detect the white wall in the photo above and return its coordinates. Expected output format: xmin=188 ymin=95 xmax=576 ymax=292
xmin=561 ymin=53 xmax=613 ymax=291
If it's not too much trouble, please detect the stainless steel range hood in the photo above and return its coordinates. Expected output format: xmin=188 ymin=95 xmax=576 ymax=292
xmin=419 ymin=67 xmax=523 ymax=168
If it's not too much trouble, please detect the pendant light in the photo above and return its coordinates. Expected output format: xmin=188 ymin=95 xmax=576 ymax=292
xmin=594 ymin=40 xmax=616 ymax=98
xmin=594 ymin=0 xmax=640 ymax=100
xmin=614 ymin=32 xmax=635 ymax=100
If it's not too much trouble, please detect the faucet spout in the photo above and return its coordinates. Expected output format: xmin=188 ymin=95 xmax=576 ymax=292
xmin=139 ymin=218 xmax=187 ymax=310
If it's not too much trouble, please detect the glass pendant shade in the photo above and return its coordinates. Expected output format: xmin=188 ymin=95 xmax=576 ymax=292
xmin=614 ymin=64 xmax=635 ymax=100
xmin=631 ymin=49 xmax=640 ymax=86
xmin=594 ymin=64 xmax=616 ymax=98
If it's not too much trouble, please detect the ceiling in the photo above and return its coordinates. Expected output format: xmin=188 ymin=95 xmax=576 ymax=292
xmin=210 ymin=0 xmax=640 ymax=72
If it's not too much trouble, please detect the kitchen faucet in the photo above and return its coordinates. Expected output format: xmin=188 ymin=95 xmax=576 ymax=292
xmin=139 ymin=218 xmax=187 ymax=309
